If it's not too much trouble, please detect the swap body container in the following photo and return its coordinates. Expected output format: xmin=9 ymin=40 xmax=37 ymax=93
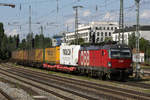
xmin=35 ymin=49 xmax=43 ymax=63
xmin=45 ymin=46 xmax=60 ymax=64
xmin=18 ymin=50 xmax=24 ymax=61
xmin=60 ymin=44 xmax=80 ymax=66
xmin=12 ymin=51 xmax=17 ymax=60
xmin=28 ymin=49 xmax=35 ymax=62
xmin=23 ymin=50 xmax=28 ymax=61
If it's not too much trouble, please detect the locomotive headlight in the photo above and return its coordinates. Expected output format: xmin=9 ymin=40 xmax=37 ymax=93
xmin=108 ymin=62 xmax=112 ymax=67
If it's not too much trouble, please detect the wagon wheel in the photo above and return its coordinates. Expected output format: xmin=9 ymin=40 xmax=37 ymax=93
xmin=102 ymin=73 xmax=107 ymax=80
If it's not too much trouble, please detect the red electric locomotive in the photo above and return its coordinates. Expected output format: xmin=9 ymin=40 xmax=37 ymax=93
xmin=78 ymin=43 xmax=133 ymax=80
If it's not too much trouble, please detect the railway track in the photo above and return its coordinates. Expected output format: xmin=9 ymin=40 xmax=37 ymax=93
xmin=5 ymin=63 xmax=150 ymax=89
xmin=0 ymin=67 xmax=77 ymax=100
xmin=0 ymin=77 xmax=47 ymax=100
xmin=0 ymin=64 xmax=104 ymax=100
xmin=1 ymin=63 xmax=150 ymax=100
xmin=0 ymin=70 xmax=72 ymax=100
xmin=0 ymin=88 xmax=14 ymax=100
xmin=0 ymin=66 xmax=119 ymax=100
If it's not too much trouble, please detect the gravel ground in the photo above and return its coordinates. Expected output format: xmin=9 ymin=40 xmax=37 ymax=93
xmin=0 ymin=82 xmax=34 ymax=100
xmin=0 ymin=72 xmax=73 ymax=100
xmin=0 ymin=92 xmax=7 ymax=100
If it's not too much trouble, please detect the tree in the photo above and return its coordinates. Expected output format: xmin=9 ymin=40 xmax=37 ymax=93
xmin=139 ymin=37 xmax=149 ymax=52
xmin=0 ymin=23 xmax=10 ymax=60
xmin=19 ymin=39 xmax=26 ymax=49
xmin=26 ymin=33 xmax=33 ymax=49
xmin=70 ymin=38 xmax=85 ymax=45
xmin=43 ymin=37 xmax=52 ymax=48
xmin=128 ymin=32 xmax=136 ymax=49
xmin=0 ymin=35 xmax=9 ymax=59
xmin=0 ymin=23 xmax=4 ymax=49
xmin=104 ymin=37 xmax=113 ymax=42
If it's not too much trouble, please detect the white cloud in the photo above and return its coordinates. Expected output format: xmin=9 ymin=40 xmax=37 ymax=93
xmin=65 ymin=18 xmax=74 ymax=30
xmin=5 ymin=29 xmax=19 ymax=36
xmin=141 ymin=10 xmax=150 ymax=19
xmin=83 ymin=10 xmax=91 ymax=17
xmin=65 ymin=18 xmax=74 ymax=25
xmin=103 ymin=12 xmax=118 ymax=21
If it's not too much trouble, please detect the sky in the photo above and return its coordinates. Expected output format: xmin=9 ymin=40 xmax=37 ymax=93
xmin=0 ymin=0 xmax=150 ymax=40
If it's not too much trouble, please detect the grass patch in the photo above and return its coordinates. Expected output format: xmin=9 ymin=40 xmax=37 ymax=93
xmin=141 ymin=65 xmax=150 ymax=69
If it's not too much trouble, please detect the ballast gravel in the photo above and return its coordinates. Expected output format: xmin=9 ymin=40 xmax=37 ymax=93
xmin=0 ymin=82 xmax=34 ymax=100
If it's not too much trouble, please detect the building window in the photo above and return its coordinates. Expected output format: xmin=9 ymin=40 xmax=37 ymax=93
xmin=86 ymin=32 xmax=88 ymax=36
xmin=101 ymin=32 xmax=103 ymax=36
xmin=101 ymin=38 xmax=103 ymax=41
xmin=95 ymin=27 xmax=98 ymax=30
xmin=99 ymin=27 xmax=102 ymax=30
xmin=107 ymin=27 xmax=109 ymax=30
xmin=96 ymin=38 xmax=99 ymax=42
xmin=109 ymin=32 xmax=111 ymax=36
xmin=105 ymin=32 xmax=107 ymax=36
xmin=111 ymin=27 xmax=113 ymax=30
xmin=115 ymin=27 xmax=117 ymax=30
xmin=97 ymin=32 xmax=99 ymax=36
xmin=103 ymin=27 xmax=105 ymax=30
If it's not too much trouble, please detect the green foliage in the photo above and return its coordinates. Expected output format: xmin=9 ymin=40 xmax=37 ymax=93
xmin=139 ymin=37 xmax=149 ymax=52
xmin=18 ymin=33 xmax=52 ymax=49
xmin=128 ymin=32 xmax=136 ymax=49
xmin=34 ymin=34 xmax=52 ymax=48
xmin=128 ymin=32 xmax=150 ymax=63
xmin=0 ymin=23 xmax=10 ymax=60
xmin=0 ymin=22 xmax=52 ymax=60
xmin=70 ymin=38 xmax=85 ymax=45
xmin=104 ymin=37 xmax=113 ymax=43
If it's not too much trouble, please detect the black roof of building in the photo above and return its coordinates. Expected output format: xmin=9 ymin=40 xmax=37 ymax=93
xmin=53 ymin=35 xmax=63 ymax=38
xmin=114 ymin=25 xmax=150 ymax=33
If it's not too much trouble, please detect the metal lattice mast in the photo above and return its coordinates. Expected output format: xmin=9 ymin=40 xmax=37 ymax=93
xmin=29 ymin=5 xmax=32 ymax=35
xmin=119 ymin=0 xmax=124 ymax=44
xmin=135 ymin=0 xmax=141 ymax=79
xmin=29 ymin=5 xmax=33 ymax=49
xmin=73 ymin=6 xmax=83 ymax=45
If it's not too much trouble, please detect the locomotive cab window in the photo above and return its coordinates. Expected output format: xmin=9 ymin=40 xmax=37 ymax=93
xmin=110 ymin=49 xmax=131 ymax=58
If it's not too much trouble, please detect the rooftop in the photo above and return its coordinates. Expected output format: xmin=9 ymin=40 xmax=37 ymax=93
xmin=114 ymin=25 xmax=150 ymax=33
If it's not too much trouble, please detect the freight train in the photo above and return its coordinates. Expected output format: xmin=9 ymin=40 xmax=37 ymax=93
xmin=11 ymin=43 xmax=133 ymax=80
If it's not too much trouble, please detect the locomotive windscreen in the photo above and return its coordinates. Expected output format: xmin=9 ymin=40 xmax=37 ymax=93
xmin=110 ymin=49 xmax=131 ymax=58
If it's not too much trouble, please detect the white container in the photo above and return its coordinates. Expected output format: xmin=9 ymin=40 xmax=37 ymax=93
xmin=133 ymin=53 xmax=144 ymax=63
xmin=60 ymin=45 xmax=80 ymax=66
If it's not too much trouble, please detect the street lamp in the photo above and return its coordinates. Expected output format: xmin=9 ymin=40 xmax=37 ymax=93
xmin=0 ymin=3 xmax=15 ymax=8
xmin=135 ymin=0 xmax=141 ymax=79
